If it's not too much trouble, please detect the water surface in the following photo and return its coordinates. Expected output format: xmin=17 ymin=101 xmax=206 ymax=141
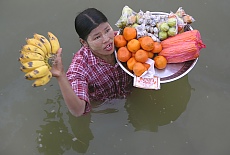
xmin=1 ymin=0 xmax=230 ymax=155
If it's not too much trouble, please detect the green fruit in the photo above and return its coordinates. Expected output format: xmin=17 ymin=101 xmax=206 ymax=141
xmin=160 ymin=22 xmax=169 ymax=32
xmin=159 ymin=31 xmax=168 ymax=40
xmin=168 ymin=27 xmax=177 ymax=37
xmin=167 ymin=18 xmax=177 ymax=27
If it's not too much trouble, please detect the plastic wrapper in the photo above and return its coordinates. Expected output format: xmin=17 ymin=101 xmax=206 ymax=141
xmin=175 ymin=7 xmax=186 ymax=18
xmin=183 ymin=15 xmax=195 ymax=24
xmin=174 ymin=7 xmax=195 ymax=33
xmin=139 ymin=58 xmax=155 ymax=78
xmin=133 ymin=59 xmax=160 ymax=90
xmin=115 ymin=6 xmax=137 ymax=29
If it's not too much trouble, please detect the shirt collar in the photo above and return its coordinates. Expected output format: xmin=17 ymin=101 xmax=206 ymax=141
xmin=81 ymin=46 xmax=98 ymax=66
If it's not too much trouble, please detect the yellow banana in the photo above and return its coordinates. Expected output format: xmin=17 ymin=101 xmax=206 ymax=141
xmin=47 ymin=32 xmax=60 ymax=54
xmin=21 ymin=44 xmax=45 ymax=57
xmin=20 ymin=50 xmax=38 ymax=57
xmin=26 ymin=38 xmax=48 ymax=55
xmin=25 ymin=65 xmax=49 ymax=80
xmin=19 ymin=52 xmax=44 ymax=64
xmin=33 ymin=33 xmax=51 ymax=55
xmin=32 ymin=71 xmax=52 ymax=87
xmin=20 ymin=60 xmax=46 ymax=73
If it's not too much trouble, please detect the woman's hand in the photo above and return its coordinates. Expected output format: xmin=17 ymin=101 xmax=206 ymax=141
xmin=50 ymin=48 xmax=65 ymax=78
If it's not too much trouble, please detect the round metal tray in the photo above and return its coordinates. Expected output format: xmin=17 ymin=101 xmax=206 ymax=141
xmin=115 ymin=12 xmax=198 ymax=83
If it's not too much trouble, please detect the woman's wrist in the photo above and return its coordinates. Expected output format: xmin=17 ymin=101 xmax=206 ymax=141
xmin=56 ymin=71 xmax=67 ymax=80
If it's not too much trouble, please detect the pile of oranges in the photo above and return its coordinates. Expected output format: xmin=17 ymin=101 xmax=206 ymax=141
xmin=115 ymin=26 xmax=167 ymax=77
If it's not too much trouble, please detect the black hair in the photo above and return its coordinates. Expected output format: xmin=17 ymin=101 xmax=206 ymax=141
xmin=75 ymin=8 xmax=108 ymax=41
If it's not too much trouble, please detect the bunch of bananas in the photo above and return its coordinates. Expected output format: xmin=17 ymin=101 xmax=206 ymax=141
xmin=19 ymin=32 xmax=60 ymax=87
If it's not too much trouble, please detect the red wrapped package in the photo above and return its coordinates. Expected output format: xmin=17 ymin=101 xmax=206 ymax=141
xmin=159 ymin=30 xmax=206 ymax=63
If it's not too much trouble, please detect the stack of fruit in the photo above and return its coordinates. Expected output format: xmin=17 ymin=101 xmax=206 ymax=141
xmin=115 ymin=27 xmax=167 ymax=77
xmin=18 ymin=32 xmax=60 ymax=87
xmin=158 ymin=18 xmax=178 ymax=40
xmin=115 ymin=6 xmax=195 ymax=42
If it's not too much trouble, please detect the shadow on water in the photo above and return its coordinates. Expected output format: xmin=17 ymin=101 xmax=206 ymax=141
xmin=36 ymin=94 xmax=93 ymax=154
xmin=125 ymin=75 xmax=192 ymax=132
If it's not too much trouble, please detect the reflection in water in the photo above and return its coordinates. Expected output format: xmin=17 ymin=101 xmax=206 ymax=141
xmin=36 ymin=93 xmax=93 ymax=154
xmin=35 ymin=76 xmax=191 ymax=154
xmin=125 ymin=75 xmax=192 ymax=132
xmin=90 ymin=99 xmax=125 ymax=114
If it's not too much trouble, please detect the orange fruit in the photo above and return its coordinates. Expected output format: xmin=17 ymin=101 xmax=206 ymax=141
xmin=117 ymin=47 xmax=131 ymax=62
xmin=133 ymin=62 xmax=147 ymax=77
xmin=143 ymin=63 xmax=150 ymax=70
xmin=127 ymin=57 xmax=137 ymax=71
xmin=151 ymin=42 xmax=162 ymax=53
xmin=114 ymin=35 xmax=127 ymax=48
xmin=148 ymin=51 xmax=154 ymax=58
xmin=140 ymin=36 xmax=155 ymax=51
xmin=123 ymin=27 xmax=137 ymax=41
xmin=127 ymin=39 xmax=141 ymax=53
xmin=138 ymin=37 xmax=144 ymax=45
xmin=135 ymin=49 xmax=149 ymax=63
xmin=154 ymin=55 xmax=167 ymax=69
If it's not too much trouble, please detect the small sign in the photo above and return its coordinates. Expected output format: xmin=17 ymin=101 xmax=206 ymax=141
xmin=133 ymin=76 xmax=160 ymax=90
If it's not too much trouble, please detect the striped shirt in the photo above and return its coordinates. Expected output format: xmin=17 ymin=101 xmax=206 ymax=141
xmin=66 ymin=46 xmax=133 ymax=114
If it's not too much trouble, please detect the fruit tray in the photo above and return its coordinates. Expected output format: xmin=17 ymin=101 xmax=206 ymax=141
xmin=115 ymin=15 xmax=198 ymax=84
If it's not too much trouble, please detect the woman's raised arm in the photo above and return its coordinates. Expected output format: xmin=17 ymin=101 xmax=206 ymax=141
xmin=51 ymin=48 xmax=86 ymax=117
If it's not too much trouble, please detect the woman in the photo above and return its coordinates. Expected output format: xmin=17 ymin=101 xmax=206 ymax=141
xmin=51 ymin=8 xmax=133 ymax=117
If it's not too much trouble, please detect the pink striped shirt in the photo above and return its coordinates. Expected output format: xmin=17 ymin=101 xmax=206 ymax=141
xmin=66 ymin=46 xmax=133 ymax=114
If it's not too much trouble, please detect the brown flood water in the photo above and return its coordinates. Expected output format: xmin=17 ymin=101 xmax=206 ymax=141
xmin=1 ymin=0 xmax=230 ymax=155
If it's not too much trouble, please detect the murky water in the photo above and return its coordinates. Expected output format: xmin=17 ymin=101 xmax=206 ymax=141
xmin=1 ymin=0 xmax=230 ymax=154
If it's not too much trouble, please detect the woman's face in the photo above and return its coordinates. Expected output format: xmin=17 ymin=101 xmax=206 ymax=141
xmin=86 ymin=22 xmax=115 ymax=56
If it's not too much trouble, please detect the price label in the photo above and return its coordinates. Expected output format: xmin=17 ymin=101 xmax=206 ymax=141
xmin=133 ymin=76 xmax=160 ymax=90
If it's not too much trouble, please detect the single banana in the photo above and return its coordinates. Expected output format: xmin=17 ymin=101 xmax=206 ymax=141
xmin=25 ymin=65 xmax=49 ymax=80
xmin=32 ymin=70 xmax=52 ymax=87
xmin=20 ymin=60 xmax=46 ymax=73
xmin=20 ymin=50 xmax=39 ymax=57
xmin=21 ymin=44 xmax=45 ymax=57
xmin=47 ymin=32 xmax=60 ymax=54
xmin=33 ymin=33 xmax=51 ymax=55
xmin=19 ymin=52 xmax=44 ymax=64
xmin=26 ymin=38 xmax=48 ymax=55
